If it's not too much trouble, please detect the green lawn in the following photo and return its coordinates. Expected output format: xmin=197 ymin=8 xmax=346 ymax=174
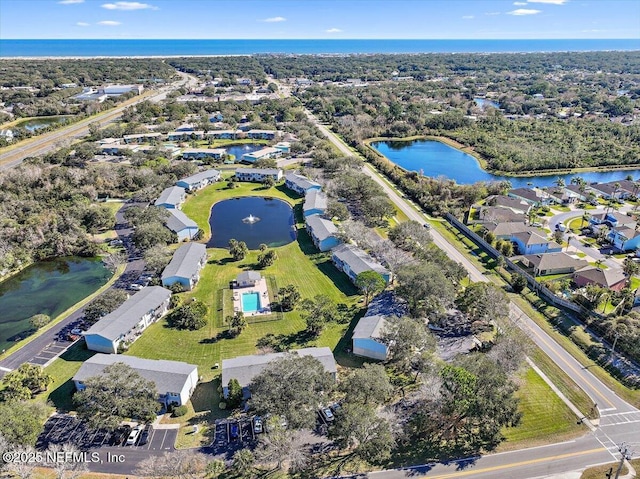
xmin=500 ymin=367 xmax=585 ymax=450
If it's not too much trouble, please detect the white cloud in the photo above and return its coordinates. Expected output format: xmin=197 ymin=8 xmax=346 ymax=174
xmin=262 ymin=16 xmax=286 ymax=23
xmin=527 ymin=0 xmax=568 ymax=4
xmin=513 ymin=2 xmax=527 ymax=5
xmin=325 ymin=28 xmax=342 ymax=33
xmin=58 ymin=0 xmax=84 ymax=4
xmin=101 ymin=1 xmax=157 ymax=10
xmin=76 ymin=22 xmax=90 ymax=26
xmin=462 ymin=15 xmax=474 ymax=19
xmin=98 ymin=20 xmax=122 ymax=26
xmin=507 ymin=8 xmax=542 ymax=15
xmin=485 ymin=12 xmax=501 ymax=16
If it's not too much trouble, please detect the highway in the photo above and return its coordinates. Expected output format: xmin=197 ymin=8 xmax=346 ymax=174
xmin=0 ymin=70 xmax=196 ymax=171
xmin=306 ymin=110 xmax=639 ymax=478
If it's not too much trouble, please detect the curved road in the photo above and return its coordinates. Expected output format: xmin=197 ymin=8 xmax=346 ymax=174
xmin=306 ymin=110 xmax=639 ymax=478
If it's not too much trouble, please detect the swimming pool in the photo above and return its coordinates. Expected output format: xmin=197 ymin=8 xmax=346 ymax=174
xmin=242 ymin=292 xmax=261 ymax=313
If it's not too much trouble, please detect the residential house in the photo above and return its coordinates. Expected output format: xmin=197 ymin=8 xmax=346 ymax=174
xmin=611 ymin=180 xmax=640 ymax=198
xmin=166 ymin=131 xmax=205 ymax=141
xmin=83 ymin=286 xmax=172 ymax=354
xmin=181 ymin=148 xmax=226 ymax=161
xmin=306 ymin=215 xmax=341 ymax=252
xmin=331 ymin=244 xmax=392 ymax=284
xmin=564 ymin=184 xmax=589 ymax=202
xmin=573 ymin=266 xmax=628 ymax=291
xmin=608 ymin=227 xmax=640 ymax=252
xmin=303 ymin=190 xmax=328 ymax=217
xmin=234 ymin=168 xmax=283 ymax=183
xmin=352 ymin=315 xmax=388 ymax=360
xmin=483 ymin=195 xmax=531 ymax=215
xmin=547 ymin=188 xmax=577 ymax=205
xmin=97 ymin=143 xmax=140 ymax=155
xmin=205 ymin=130 xmax=241 ymax=140
xmin=285 ymin=173 xmax=322 ymax=196
xmin=235 ymin=271 xmax=262 ymax=288
xmin=73 ymin=354 xmax=198 ymax=407
xmin=209 ymin=113 xmax=224 ymax=123
xmin=507 ymin=188 xmax=552 ymax=207
xmin=176 ymin=169 xmax=221 ymax=191
xmin=154 ymin=186 xmax=186 ymax=209
xmin=166 ymin=209 xmax=199 ymax=242
xmin=241 ymin=147 xmax=283 ymax=163
xmin=246 ymin=129 xmax=278 ymax=140
xmin=511 ymin=231 xmax=562 ymax=255
xmin=481 ymin=222 xmax=541 ymax=240
xmin=161 ymin=243 xmax=207 ymax=291
xmin=221 ymin=347 xmax=337 ymax=399
xmin=273 ymin=141 xmax=291 ymax=154
xmin=516 ymin=252 xmax=589 ymax=276
xmin=123 ymin=133 xmax=162 ymax=144
xmin=588 ymin=183 xmax=629 ymax=200
xmin=477 ymin=206 xmax=526 ymax=224
xmin=589 ymin=211 xmax=635 ymax=230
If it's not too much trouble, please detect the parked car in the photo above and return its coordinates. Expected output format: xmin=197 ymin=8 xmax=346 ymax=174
xmin=319 ymin=407 xmax=334 ymax=422
xmin=253 ymin=416 xmax=263 ymax=434
xmin=229 ymin=422 xmax=239 ymax=440
xmin=70 ymin=328 xmax=83 ymax=335
xmin=555 ymin=224 xmax=567 ymax=232
xmin=126 ymin=426 xmax=142 ymax=446
xmin=128 ymin=283 xmax=144 ymax=291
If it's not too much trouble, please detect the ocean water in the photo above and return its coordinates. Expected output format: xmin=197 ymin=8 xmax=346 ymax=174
xmin=1 ymin=39 xmax=639 ymax=57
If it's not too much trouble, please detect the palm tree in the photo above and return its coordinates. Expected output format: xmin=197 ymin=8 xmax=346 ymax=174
xmin=554 ymin=177 xmax=565 ymax=188
xmin=581 ymin=212 xmax=591 ymax=228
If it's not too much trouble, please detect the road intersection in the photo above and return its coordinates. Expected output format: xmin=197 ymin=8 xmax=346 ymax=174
xmin=307 ymin=110 xmax=639 ymax=478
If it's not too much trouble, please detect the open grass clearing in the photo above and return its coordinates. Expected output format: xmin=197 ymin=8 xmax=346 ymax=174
xmin=498 ymin=367 xmax=586 ymax=450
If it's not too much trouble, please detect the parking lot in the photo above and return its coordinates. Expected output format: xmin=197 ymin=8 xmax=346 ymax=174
xmin=37 ymin=414 xmax=176 ymax=453
xmin=207 ymin=417 xmax=257 ymax=456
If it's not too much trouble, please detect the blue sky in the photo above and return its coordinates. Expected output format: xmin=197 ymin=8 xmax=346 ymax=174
xmin=1 ymin=0 xmax=639 ymax=39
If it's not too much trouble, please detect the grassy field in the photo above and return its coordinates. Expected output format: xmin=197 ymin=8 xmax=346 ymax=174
xmin=499 ymin=367 xmax=585 ymax=450
xmin=580 ymin=458 xmax=640 ymax=479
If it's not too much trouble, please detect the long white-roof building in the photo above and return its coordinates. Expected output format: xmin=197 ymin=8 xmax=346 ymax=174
xmin=83 ymin=286 xmax=172 ymax=354
xmin=73 ymin=354 xmax=198 ymax=407
xmin=161 ymin=243 xmax=207 ymax=291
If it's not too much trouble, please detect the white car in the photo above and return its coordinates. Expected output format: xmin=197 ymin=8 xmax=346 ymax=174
xmin=128 ymin=283 xmax=144 ymax=291
xmin=126 ymin=426 xmax=141 ymax=446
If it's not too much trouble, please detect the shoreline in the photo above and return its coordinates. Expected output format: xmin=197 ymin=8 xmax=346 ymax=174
xmin=365 ymin=136 xmax=640 ymax=179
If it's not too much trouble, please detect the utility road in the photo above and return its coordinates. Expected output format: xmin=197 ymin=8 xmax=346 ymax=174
xmin=306 ymin=110 xmax=639 ymax=478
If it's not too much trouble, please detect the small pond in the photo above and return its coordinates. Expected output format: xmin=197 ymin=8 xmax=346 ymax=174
xmin=0 ymin=257 xmax=111 ymax=351
xmin=372 ymin=139 xmax=640 ymax=188
xmin=225 ymin=144 xmax=265 ymax=162
xmin=14 ymin=115 xmax=73 ymax=132
xmin=208 ymin=196 xmax=296 ymax=249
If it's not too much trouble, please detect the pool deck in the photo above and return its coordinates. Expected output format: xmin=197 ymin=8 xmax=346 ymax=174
xmin=232 ymin=278 xmax=272 ymax=316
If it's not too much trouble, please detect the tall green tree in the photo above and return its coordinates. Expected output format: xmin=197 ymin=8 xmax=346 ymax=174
xmin=355 ymin=271 xmax=386 ymax=306
xmin=328 ymin=403 xmax=394 ymax=464
xmin=277 ymin=284 xmax=300 ymax=311
xmin=0 ymin=364 xmax=52 ymax=402
xmin=167 ymin=301 xmax=208 ymax=330
xmin=456 ymin=282 xmax=509 ymax=324
xmin=381 ymin=316 xmax=435 ymax=378
xmin=250 ymin=355 xmax=334 ymax=430
xmin=229 ymin=239 xmax=249 ymax=261
xmin=339 ymin=363 xmax=392 ymax=406
xmin=0 ymin=401 xmax=48 ymax=446
xmin=226 ymin=311 xmax=247 ymax=336
xmin=300 ymin=295 xmax=339 ymax=337
xmin=396 ymin=262 xmax=455 ymax=317
xmin=83 ymin=289 xmax=129 ymax=323
xmin=74 ymin=363 xmax=159 ymax=431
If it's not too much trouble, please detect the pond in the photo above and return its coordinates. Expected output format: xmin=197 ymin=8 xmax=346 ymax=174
xmin=224 ymin=144 xmax=265 ymax=162
xmin=208 ymin=196 xmax=296 ymax=249
xmin=14 ymin=115 xmax=73 ymax=132
xmin=0 ymin=257 xmax=111 ymax=351
xmin=372 ymin=139 xmax=640 ymax=188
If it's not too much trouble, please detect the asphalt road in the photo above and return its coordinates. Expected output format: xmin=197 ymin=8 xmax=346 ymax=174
xmin=0 ymin=71 xmax=196 ymax=171
xmin=305 ymin=109 xmax=639 ymax=478
xmin=0 ymin=202 xmax=146 ymax=375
